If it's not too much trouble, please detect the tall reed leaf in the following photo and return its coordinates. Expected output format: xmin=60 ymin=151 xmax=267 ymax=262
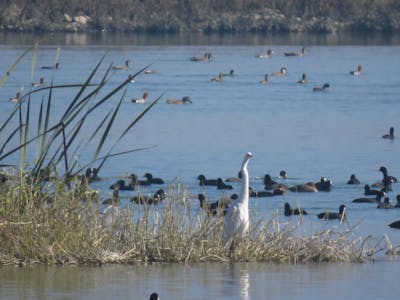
xmin=0 ymin=46 xmax=34 ymax=87
xmin=94 ymin=91 xmax=125 ymax=160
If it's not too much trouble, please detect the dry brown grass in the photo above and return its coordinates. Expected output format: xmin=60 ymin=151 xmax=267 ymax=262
xmin=0 ymin=177 xmax=381 ymax=266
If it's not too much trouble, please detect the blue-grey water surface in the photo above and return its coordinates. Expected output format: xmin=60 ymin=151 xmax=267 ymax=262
xmin=1 ymin=32 xmax=400 ymax=299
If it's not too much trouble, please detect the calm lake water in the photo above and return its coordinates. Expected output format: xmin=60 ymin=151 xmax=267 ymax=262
xmin=1 ymin=32 xmax=400 ymax=299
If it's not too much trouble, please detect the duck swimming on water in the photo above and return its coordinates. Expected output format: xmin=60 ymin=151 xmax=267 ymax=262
xmin=211 ymin=73 xmax=224 ymax=82
xmin=259 ymin=74 xmax=269 ymax=84
xmin=317 ymin=204 xmax=346 ymax=222
xmin=32 ymin=77 xmax=45 ymax=87
xmin=284 ymin=47 xmax=307 ymax=57
xmin=350 ymin=64 xmax=362 ymax=76
xmin=297 ymin=73 xmax=308 ymax=84
xmin=166 ymin=96 xmax=192 ymax=104
xmin=313 ymin=83 xmax=330 ymax=92
xmin=382 ymin=127 xmax=394 ymax=139
xmin=131 ymin=92 xmax=149 ymax=104
xmin=40 ymin=62 xmax=60 ymax=70
xmin=255 ymin=49 xmax=273 ymax=58
xmin=197 ymin=174 xmax=218 ymax=186
xmin=113 ymin=59 xmax=132 ymax=70
xmin=272 ymin=67 xmax=287 ymax=76
xmin=284 ymin=202 xmax=308 ymax=216
xmin=9 ymin=92 xmax=22 ymax=103
xmin=347 ymin=174 xmax=360 ymax=184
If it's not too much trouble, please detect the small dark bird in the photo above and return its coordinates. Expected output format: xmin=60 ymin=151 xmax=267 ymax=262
xmin=364 ymin=184 xmax=381 ymax=196
xmin=389 ymin=220 xmax=400 ymax=229
xmin=217 ymin=178 xmax=233 ymax=190
xmin=109 ymin=179 xmax=134 ymax=191
xmin=149 ymin=292 xmax=160 ymax=300
xmin=131 ymin=189 xmax=166 ymax=205
xmin=382 ymin=127 xmax=394 ymax=139
xmin=102 ymin=184 xmax=120 ymax=205
xmin=130 ymin=173 xmax=151 ymax=186
xmin=377 ymin=197 xmax=394 ymax=209
xmin=313 ymin=83 xmax=330 ymax=92
xmin=284 ymin=202 xmax=308 ymax=217
xmin=198 ymin=193 xmax=236 ymax=216
xmin=144 ymin=173 xmax=165 ymax=184
xmin=347 ymin=174 xmax=360 ymax=184
xmin=264 ymin=174 xmax=278 ymax=190
xmin=379 ymin=166 xmax=398 ymax=184
xmin=248 ymin=187 xmax=275 ymax=197
xmin=353 ymin=190 xmax=386 ymax=203
xmin=197 ymin=174 xmax=218 ymax=186
xmin=317 ymin=204 xmax=346 ymax=221
xmin=315 ymin=177 xmax=332 ymax=191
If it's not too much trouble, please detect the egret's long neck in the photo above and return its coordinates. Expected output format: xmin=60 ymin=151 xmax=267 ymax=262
xmin=238 ymin=158 xmax=250 ymax=205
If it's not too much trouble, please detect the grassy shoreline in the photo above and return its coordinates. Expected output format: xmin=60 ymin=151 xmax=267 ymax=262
xmin=0 ymin=177 xmax=374 ymax=266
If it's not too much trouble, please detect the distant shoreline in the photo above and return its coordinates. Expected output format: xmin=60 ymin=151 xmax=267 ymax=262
xmin=1 ymin=2 xmax=399 ymax=35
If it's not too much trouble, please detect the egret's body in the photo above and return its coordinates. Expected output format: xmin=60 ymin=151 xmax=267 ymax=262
xmin=224 ymin=152 xmax=253 ymax=242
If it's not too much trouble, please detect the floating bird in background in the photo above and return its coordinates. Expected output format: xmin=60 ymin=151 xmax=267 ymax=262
xmin=32 ymin=77 xmax=45 ymax=87
xmin=389 ymin=220 xmax=400 ymax=229
xmin=284 ymin=202 xmax=308 ymax=216
xmin=9 ymin=92 xmax=22 ymax=103
xmin=350 ymin=64 xmax=362 ymax=76
xmin=211 ymin=73 xmax=224 ymax=82
xmin=352 ymin=190 xmax=386 ymax=203
xmin=166 ymin=96 xmax=192 ymax=104
xmin=289 ymin=182 xmax=318 ymax=193
xmin=224 ymin=152 xmax=253 ymax=242
xmin=315 ymin=177 xmax=333 ymax=191
xmin=40 ymin=62 xmax=60 ymax=70
xmin=190 ymin=52 xmax=212 ymax=61
xmin=222 ymin=69 xmax=235 ymax=77
xmin=260 ymin=74 xmax=269 ymax=84
xmin=379 ymin=166 xmax=398 ymax=184
xmin=297 ymin=73 xmax=308 ymax=84
xmin=217 ymin=178 xmax=233 ymax=190
xmin=130 ymin=173 xmax=151 ymax=186
xmin=113 ymin=59 xmax=132 ymax=70
xmin=144 ymin=173 xmax=165 ymax=184
xmin=264 ymin=174 xmax=278 ymax=190
xmin=198 ymin=193 xmax=237 ymax=216
xmin=317 ymin=204 xmax=346 ymax=222
xmin=313 ymin=83 xmax=330 ymax=92
xmin=131 ymin=92 xmax=149 ymax=104
xmin=284 ymin=47 xmax=307 ymax=57
xmin=131 ymin=189 xmax=166 ymax=205
xmin=377 ymin=197 xmax=394 ymax=209
xmin=255 ymin=49 xmax=273 ymax=58
xmin=102 ymin=184 xmax=120 ymax=205
xmin=272 ymin=67 xmax=287 ymax=76
xmin=347 ymin=174 xmax=360 ymax=184
xmin=382 ymin=127 xmax=394 ymax=139
xmin=149 ymin=292 xmax=160 ymax=300
xmin=197 ymin=174 xmax=218 ymax=186
xmin=364 ymin=184 xmax=381 ymax=196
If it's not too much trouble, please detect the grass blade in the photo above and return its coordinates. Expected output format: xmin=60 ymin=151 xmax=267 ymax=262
xmin=94 ymin=91 xmax=125 ymax=160
xmin=0 ymin=46 xmax=34 ymax=87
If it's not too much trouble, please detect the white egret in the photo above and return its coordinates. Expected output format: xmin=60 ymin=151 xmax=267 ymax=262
xmin=224 ymin=152 xmax=253 ymax=243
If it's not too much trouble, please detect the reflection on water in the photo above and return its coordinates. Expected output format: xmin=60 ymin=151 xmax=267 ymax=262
xmin=1 ymin=31 xmax=400 ymax=46
xmin=1 ymin=262 xmax=400 ymax=299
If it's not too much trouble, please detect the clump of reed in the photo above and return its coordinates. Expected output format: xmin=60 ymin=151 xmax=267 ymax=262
xmin=0 ymin=179 xmax=380 ymax=266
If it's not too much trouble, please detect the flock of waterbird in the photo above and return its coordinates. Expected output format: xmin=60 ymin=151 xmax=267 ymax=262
xmin=9 ymin=46 xmax=361 ymax=105
xmin=104 ymin=120 xmax=398 ymax=237
xmin=7 ymin=47 xmax=397 ymax=232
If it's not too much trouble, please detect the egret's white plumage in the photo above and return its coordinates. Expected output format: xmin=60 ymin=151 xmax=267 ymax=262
xmin=224 ymin=152 xmax=253 ymax=242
